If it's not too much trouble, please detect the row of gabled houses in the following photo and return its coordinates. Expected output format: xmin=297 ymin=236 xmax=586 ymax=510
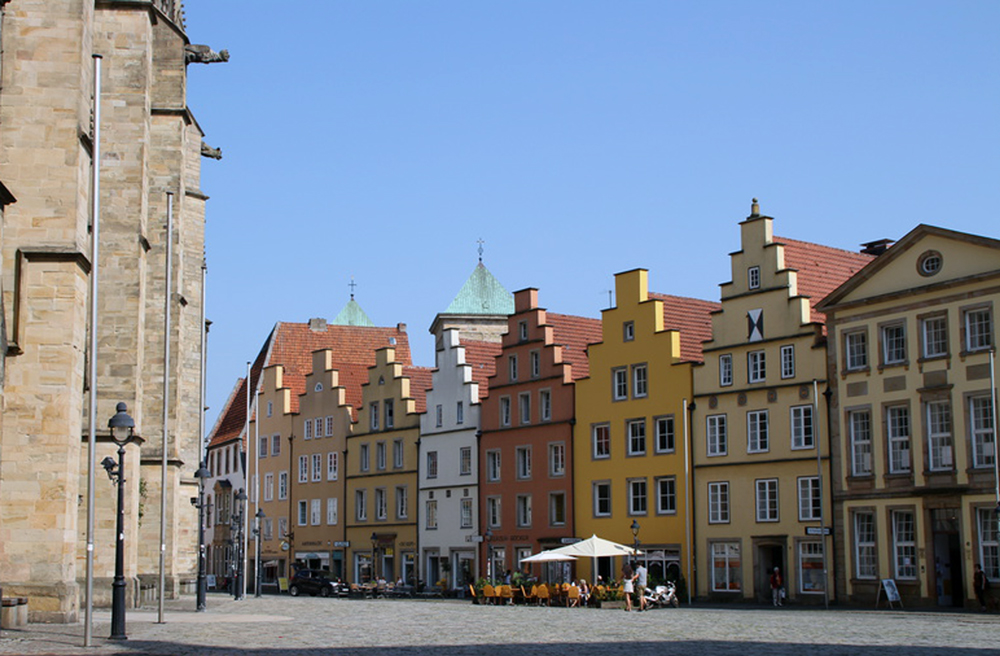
xmin=204 ymin=200 xmax=998 ymax=609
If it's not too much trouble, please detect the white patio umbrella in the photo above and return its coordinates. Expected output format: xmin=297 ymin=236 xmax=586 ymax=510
xmin=520 ymin=551 xmax=578 ymax=563
xmin=549 ymin=534 xmax=641 ymax=583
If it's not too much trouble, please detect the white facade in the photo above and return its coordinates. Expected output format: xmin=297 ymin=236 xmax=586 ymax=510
xmin=418 ymin=329 xmax=483 ymax=590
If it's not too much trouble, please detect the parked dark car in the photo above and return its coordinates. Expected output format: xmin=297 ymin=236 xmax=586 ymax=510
xmin=289 ymin=569 xmax=343 ymax=597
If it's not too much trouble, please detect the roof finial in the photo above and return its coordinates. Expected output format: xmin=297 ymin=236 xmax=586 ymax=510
xmin=476 ymin=238 xmax=485 ymax=263
xmin=751 ymin=197 xmax=760 ymax=217
xmin=348 ymin=277 xmax=357 ymax=300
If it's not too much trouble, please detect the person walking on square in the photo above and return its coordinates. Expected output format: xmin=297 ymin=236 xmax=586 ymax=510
xmin=770 ymin=566 xmax=783 ymax=607
xmin=622 ymin=561 xmax=635 ymax=611
xmin=974 ymin=563 xmax=989 ymax=611
xmin=635 ymin=561 xmax=648 ymax=611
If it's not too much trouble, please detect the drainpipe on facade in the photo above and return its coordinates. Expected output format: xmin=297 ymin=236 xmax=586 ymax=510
xmin=823 ymin=384 xmax=838 ymax=604
xmin=686 ymin=399 xmax=697 ymax=604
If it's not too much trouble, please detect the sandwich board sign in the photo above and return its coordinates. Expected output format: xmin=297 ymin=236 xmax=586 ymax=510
xmin=876 ymin=579 xmax=902 ymax=609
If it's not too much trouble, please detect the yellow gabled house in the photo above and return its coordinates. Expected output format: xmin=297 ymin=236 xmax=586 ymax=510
xmin=572 ymin=269 xmax=717 ymax=587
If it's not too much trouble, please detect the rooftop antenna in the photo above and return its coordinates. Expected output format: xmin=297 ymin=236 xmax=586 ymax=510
xmin=348 ymin=277 xmax=357 ymax=301
xmin=604 ymin=289 xmax=614 ymax=309
xmin=476 ymin=238 xmax=485 ymax=263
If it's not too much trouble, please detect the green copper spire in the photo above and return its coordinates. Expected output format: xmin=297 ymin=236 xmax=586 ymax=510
xmin=445 ymin=262 xmax=514 ymax=315
xmin=332 ymin=298 xmax=375 ymax=327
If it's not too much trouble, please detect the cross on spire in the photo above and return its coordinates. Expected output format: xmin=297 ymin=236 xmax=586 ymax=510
xmin=476 ymin=238 xmax=485 ymax=263
xmin=348 ymin=277 xmax=357 ymax=300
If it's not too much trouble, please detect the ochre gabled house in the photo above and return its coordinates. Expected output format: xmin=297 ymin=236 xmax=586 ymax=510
xmin=818 ymin=224 xmax=999 ymax=609
xmin=692 ymin=200 xmax=872 ymax=604
xmin=573 ymin=269 xmax=717 ymax=584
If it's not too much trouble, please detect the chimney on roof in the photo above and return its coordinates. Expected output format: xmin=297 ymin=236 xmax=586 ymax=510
xmin=308 ymin=317 xmax=328 ymax=332
xmin=397 ymin=323 xmax=407 ymax=332
xmin=750 ymin=197 xmax=760 ymax=218
xmin=860 ymin=239 xmax=894 ymax=256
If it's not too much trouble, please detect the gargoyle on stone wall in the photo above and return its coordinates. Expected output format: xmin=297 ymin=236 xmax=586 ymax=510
xmin=185 ymin=44 xmax=229 ymax=64
xmin=200 ymin=142 xmax=222 ymax=160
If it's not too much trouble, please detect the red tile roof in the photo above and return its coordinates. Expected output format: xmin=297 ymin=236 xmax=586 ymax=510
xmin=459 ymin=338 xmax=502 ymax=399
xmin=776 ymin=236 xmax=874 ymax=323
xmin=649 ymin=293 xmax=721 ymax=363
xmin=403 ymin=365 xmax=434 ymax=414
xmin=208 ymin=322 xmax=412 ymax=448
xmin=545 ymin=313 xmax=602 ymax=380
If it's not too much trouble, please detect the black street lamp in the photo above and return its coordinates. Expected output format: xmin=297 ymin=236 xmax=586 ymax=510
xmin=630 ymin=519 xmax=641 ymax=558
xmin=254 ymin=508 xmax=265 ymax=597
xmin=193 ymin=462 xmax=211 ymax=611
xmin=103 ymin=403 xmax=135 ymax=641
xmin=232 ymin=489 xmax=247 ymax=600
xmin=370 ymin=532 xmax=378 ymax=583
xmin=484 ymin=528 xmax=493 ymax=582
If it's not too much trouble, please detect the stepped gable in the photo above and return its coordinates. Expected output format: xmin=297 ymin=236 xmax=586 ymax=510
xmin=776 ymin=235 xmax=874 ymax=323
xmin=403 ymin=365 xmax=434 ymax=413
xmin=459 ymin=338 xmax=502 ymax=399
xmin=546 ymin=312 xmax=602 ymax=380
xmin=649 ymin=293 xmax=721 ymax=363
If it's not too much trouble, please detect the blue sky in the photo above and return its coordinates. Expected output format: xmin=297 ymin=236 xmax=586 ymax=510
xmin=184 ymin=1 xmax=1000 ymax=432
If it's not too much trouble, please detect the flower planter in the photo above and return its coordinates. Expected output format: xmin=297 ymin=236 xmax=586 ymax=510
xmin=597 ymin=600 xmax=626 ymax=610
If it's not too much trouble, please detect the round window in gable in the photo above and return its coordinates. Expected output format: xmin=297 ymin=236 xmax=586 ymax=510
xmin=314 ymin=383 xmax=323 ymax=392
xmin=917 ymin=250 xmax=943 ymax=277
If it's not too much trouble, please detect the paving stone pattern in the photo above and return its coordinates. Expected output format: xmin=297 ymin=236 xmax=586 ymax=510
xmin=1 ymin=595 xmax=998 ymax=655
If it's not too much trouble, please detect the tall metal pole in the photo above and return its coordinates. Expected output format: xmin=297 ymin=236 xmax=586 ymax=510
xmin=253 ymin=385 xmax=260 ymax=596
xmin=196 ymin=257 xmax=208 ymax=612
xmin=84 ymin=52 xmax=102 ymax=649
xmin=241 ymin=362 xmax=251 ymax=600
xmin=683 ymin=398 xmax=693 ymax=605
xmin=158 ymin=192 xmax=173 ymax=623
xmin=110 ymin=443 xmax=128 ymax=640
xmin=814 ymin=379 xmax=829 ymax=609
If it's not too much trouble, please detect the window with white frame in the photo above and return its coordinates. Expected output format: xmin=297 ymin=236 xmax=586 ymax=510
xmin=278 ymin=471 xmax=288 ymax=500
xmin=790 ymin=405 xmax=814 ymax=449
xmin=854 ymin=511 xmax=877 ymax=579
xmin=965 ymin=307 xmax=993 ymax=352
xmin=540 ymin=389 xmax=552 ymax=421
xmin=267 ymin=401 xmax=273 ymax=418
xmin=314 ymin=417 xmax=323 ymax=438
xmin=719 ymin=354 xmax=733 ymax=387
xmin=460 ymin=446 xmax=472 ymax=476
xmin=748 ymin=350 xmax=766 ymax=383
xmin=747 ymin=410 xmax=769 ymax=453
xmin=327 ymin=497 xmax=338 ymax=525
xmin=360 ymin=443 xmax=370 ymax=472
xmin=298 ymin=455 xmax=309 ymax=483
xmin=311 ymin=498 xmax=321 ymax=526
xmin=425 ymin=499 xmax=438 ymax=529
xmin=593 ymin=423 xmax=611 ymax=459
xmin=927 ymin=401 xmax=953 ymax=471
xmin=845 ymin=331 xmax=868 ymax=370
xmin=500 ymin=397 xmax=511 ymax=427
xmin=460 ymin=498 xmax=473 ymax=529
xmin=435 ymin=404 xmax=443 ymax=428
xmin=613 ymin=367 xmax=628 ymax=400
xmin=486 ymin=450 xmax=501 ymax=482
xmin=519 ymin=320 xmax=529 ymax=341
xmin=385 ymin=400 xmax=394 ymax=429
xmin=371 ymin=402 xmax=380 ymax=430
xmin=264 ymin=473 xmax=274 ymax=502
xmin=549 ymin=442 xmax=565 ymax=477
xmin=375 ymin=488 xmax=387 ymax=521
xmin=849 ymin=409 xmax=872 ymax=476
xmin=355 ymin=490 xmax=367 ymax=521
xmin=921 ymin=314 xmax=948 ymax=358
xmin=278 ymin=517 xmax=288 ymax=540
xmin=393 ymin=439 xmax=403 ymax=469
xmin=971 ymin=395 xmax=996 ymax=469
xmin=519 ymin=392 xmax=531 ymax=425
xmin=304 ymin=419 xmax=313 ymax=440
xmin=755 ymin=479 xmax=778 ymax=522
xmin=711 ymin=542 xmax=741 ymax=591
xmin=376 ymin=442 xmax=386 ymax=471
xmin=530 ymin=350 xmax=540 ymax=378
xmin=656 ymin=477 xmax=676 ymax=514
xmin=426 ymin=451 xmax=438 ymax=479
xmin=396 ymin=486 xmax=408 ymax=519
xmin=516 ymin=446 xmax=532 ymax=479
xmin=797 ymin=476 xmax=821 ymax=521
xmin=509 ymin=354 xmax=519 ymax=381
xmin=311 ymin=453 xmax=322 ymax=481
xmin=887 ymin=405 xmax=911 ymax=474
xmin=455 ymin=401 xmax=464 ymax=425
xmin=550 ymin=492 xmax=566 ymax=526
xmin=748 ymin=266 xmax=761 ymax=290
xmin=272 ymin=434 xmax=281 ymax=456
xmin=707 ymin=414 xmax=728 ymax=456
xmin=978 ymin=508 xmax=1000 ymax=579
xmin=623 ymin=321 xmax=635 ymax=341
xmin=326 ymin=451 xmax=339 ymax=481
xmin=629 ymin=478 xmax=648 ymax=515
xmin=593 ymin=481 xmax=611 ymax=517
xmin=632 ymin=364 xmax=648 ymax=398
xmin=892 ymin=510 xmax=917 ymax=579
xmin=628 ymin=419 xmax=646 ymax=456
xmin=487 ymin=496 xmax=501 ymax=527
xmin=655 ymin=415 xmax=675 ymax=453
xmin=516 ymin=494 xmax=532 ymax=527
xmin=298 ymin=500 xmax=309 ymax=526
xmin=780 ymin=345 xmax=795 ymax=379
xmin=798 ymin=542 xmax=824 ymax=593
xmin=326 ymin=415 xmax=334 ymax=436
xmin=263 ymin=518 xmax=273 ymax=540
xmin=708 ymin=482 xmax=730 ymax=523
xmin=881 ymin=323 xmax=907 ymax=365
xmin=259 ymin=435 xmax=268 ymax=459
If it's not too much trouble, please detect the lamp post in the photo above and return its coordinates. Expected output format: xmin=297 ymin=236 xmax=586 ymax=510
xmin=103 ymin=403 xmax=135 ymax=641
xmin=232 ymin=489 xmax=247 ymax=600
xmin=630 ymin=519 xmax=640 ymax=558
xmin=193 ymin=462 xmax=211 ymax=611
xmin=484 ymin=528 xmax=493 ymax=582
xmin=254 ymin=508 xmax=265 ymax=597
xmin=370 ymin=532 xmax=378 ymax=583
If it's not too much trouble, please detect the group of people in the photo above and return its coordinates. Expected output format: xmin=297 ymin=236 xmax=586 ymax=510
xmin=620 ymin=561 xmax=649 ymax=611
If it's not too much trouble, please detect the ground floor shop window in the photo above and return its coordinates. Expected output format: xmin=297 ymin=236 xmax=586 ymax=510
xmin=893 ymin=510 xmax=917 ymax=580
xmin=711 ymin=541 xmax=741 ymax=592
xmin=636 ymin=548 xmax=681 ymax=584
xmin=797 ymin=541 xmax=824 ymax=593
xmin=978 ymin=508 xmax=999 ymax=579
xmin=355 ymin=553 xmax=373 ymax=583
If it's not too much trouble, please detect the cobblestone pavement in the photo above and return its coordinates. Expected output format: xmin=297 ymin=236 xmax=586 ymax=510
xmin=2 ymin=594 xmax=999 ymax=656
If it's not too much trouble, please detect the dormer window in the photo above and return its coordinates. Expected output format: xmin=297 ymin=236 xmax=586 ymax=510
xmin=748 ymin=266 xmax=761 ymax=290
